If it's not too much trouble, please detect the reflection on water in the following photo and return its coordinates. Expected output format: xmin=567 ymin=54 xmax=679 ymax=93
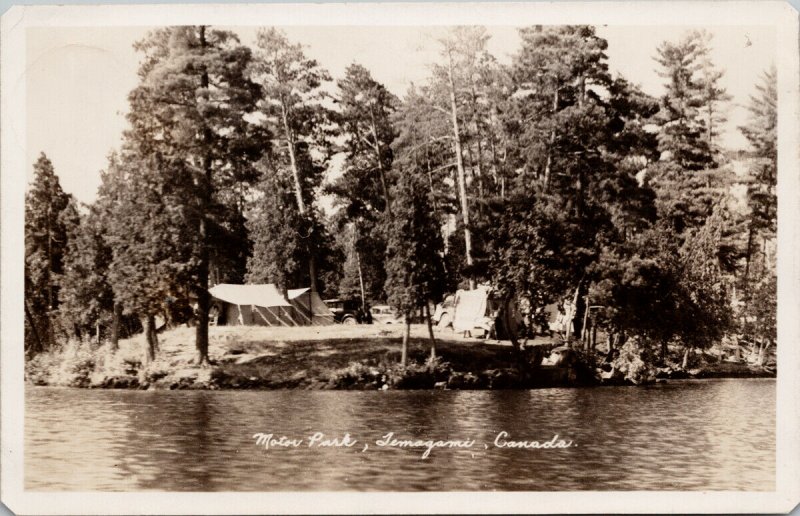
xmin=25 ymin=379 xmax=775 ymax=491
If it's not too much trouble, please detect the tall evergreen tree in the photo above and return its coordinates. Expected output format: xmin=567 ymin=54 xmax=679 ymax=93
xmin=334 ymin=63 xmax=398 ymax=215
xmin=738 ymin=65 xmax=777 ymax=352
xmin=330 ymin=63 xmax=399 ymax=301
xmin=126 ymin=26 xmax=266 ymax=364
xmin=103 ymin=149 xmax=197 ymax=362
xmin=246 ymin=158 xmax=336 ymax=293
xmin=25 ymin=153 xmax=75 ymax=355
xmin=698 ymin=50 xmax=732 ymax=151
xmin=653 ymin=30 xmax=715 ymax=170
xmin=248 ymin=28 xmax=334 ymax=293
xmin=58 ymin=204 xmax=115 ymax=344
xmin=492 ymin=26 xmax=659 ymax=341
xmin=384 ymin=168 xmax=446 ymax=363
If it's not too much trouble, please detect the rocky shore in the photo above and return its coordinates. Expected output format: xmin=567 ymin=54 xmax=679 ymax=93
xmin=25 ymin=325 xmax=775 ymax=391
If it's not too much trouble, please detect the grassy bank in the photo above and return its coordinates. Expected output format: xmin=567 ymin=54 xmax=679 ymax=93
xmin=25 ymin=325 xmax=774 ymax=390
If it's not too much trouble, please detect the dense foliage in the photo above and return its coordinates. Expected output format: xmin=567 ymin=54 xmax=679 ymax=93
xmin=25 ymin=154 xmax=75 ymax=355
xmin=25 ymin=25 xmax=777 ymax=369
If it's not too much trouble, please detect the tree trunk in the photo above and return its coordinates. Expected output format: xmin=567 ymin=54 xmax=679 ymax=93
xmin=142 ymin=315 xmax=158 ymax=364
xmin=446 ymin=49 xmax=474 ymax=290
xmin=573 ymin=287 xmax=588 ymax=341
xmin=307 ymin=256 xmax=319 ymax=294
xmin=356 ymin=253 xmax=366 ymax=313
xmin=543 ymin=88 xmax=559 ymax=191
xmin=425 ymin=303 xmax=436 ymax=360
xmin=424 ymin=147 xmax=439 ymax=215
xmin=25 ymin=298 xmax=43 ymax=356
xmin=742 ymin=222 xmax=755 ymax=304
xmin=281 ymin=100 xmax=319 ymax=293
xmin=401 ymin=315 xmax=410 ymax=366
xmin=110 ymin=302 xmax=122 ymax=351
xmin=580 ymin=296 xmax=590 ymax=348
xmin=468 ymin=80 xmax=485 ymax=213
xmin=282 ymin=103 xmax=305 ymax=215
xmin=503 ymin=299 xmax=520 ymax=353
xmin=351 ymin=224 xmax=367 ymax=311
xmin=489 ymin=133 xmax=501 ymax=196
xmin=195 ymin=26 xmax=211 ymax=366
xmin=368 ymin=110 xmax=392 ymax=216
xmin=682 ymin=347 xmax=690 ymax=369
xmin=574 ymin=75 xmax=585 ymax=220
xmin=756 ymin=340 xmax=766 ymax=367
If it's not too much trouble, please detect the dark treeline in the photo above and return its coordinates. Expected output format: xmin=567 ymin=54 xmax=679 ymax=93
xmin=25 ymin=26 xmax=776 ymax=368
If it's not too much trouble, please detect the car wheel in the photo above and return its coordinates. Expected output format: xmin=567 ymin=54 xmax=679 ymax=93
xmin=342 ymin=316 xmax=357 ymax=325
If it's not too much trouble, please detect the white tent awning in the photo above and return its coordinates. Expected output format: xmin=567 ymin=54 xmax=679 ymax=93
xmin=209 ymin=283 xmax=291 ymax=308
xmin=287 ymin=288 xmax=310 ymax=300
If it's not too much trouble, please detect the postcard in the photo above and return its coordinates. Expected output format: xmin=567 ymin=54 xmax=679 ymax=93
xmin=2 ymin=1 xmax=799 ymax=514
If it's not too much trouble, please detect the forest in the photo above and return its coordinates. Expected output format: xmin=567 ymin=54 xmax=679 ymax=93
xmin=24 ymin=25 xmax=777 ymax=379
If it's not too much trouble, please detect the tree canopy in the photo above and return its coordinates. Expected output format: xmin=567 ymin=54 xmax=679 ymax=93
xmin=25 ymin=25 xmax=776 ymax=372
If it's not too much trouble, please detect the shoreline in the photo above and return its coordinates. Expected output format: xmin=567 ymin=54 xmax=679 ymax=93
xmin=25 ymin=370 xmax=777 ymax=392
xmin=24 ymin=325 xmax=776 ymax=391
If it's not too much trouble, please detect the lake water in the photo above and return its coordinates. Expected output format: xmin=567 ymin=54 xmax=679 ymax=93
xmin=25 ymin=379 xmax=775 ymax=491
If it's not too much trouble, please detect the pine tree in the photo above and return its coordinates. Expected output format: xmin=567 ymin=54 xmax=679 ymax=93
xmin=103 ymin=149 xmax=197 ymax=362
xmin=25 ymin=153 xmax=75 ymax=355
xmin=392 ymin=84 xmax=454 ymax=226
xmin=742 ymin=65 xmax=777 ymax=238
xmin=330 ymin=63 xmax=399 ymax=301
xmin=245 ymin=158 xmax=335 ymax=293
xmin=384 ymin=169 xmax=446 ymax=363
xmin=738 ymin=65 xmax=777 ymax=354
xmin=740 ymin=65 xmax=777 ymax=166
xmin=126 ymin=26 xmax=266 ymax=364
xmin=331 ymin=212 xmax=389 ymax=304
xmin=435 ymin=29 xmax=479 ymax=288
xmin=392 ymin=82 xmax=466 ymax=291
xmin=58 ymin=204 xmax=115 ymax=345
xmin=248 ymin=28 xmax=334 ymax=293
xmin=492 ymin=26 xmax=659 ymax=341
xmin=653 ymin=30 xmax=715 ymax=170
xmin=333 ymin=63 xmax=398 ymax=213
xmin=699 ymin=59 xmax=732 ymax=152
xmin=391 ymin=28 xmax=513 ymax=291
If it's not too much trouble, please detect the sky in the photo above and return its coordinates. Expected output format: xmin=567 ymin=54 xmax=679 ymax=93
xmin=26 ymin=25 xmax=776 ymax=205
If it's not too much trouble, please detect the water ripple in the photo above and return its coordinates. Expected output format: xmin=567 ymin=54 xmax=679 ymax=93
xmin=25 ymin=379 xmax=775 ymax=491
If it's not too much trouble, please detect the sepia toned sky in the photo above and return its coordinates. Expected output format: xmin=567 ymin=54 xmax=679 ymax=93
xmin=26 ymin=25 xmax=776 ymax=204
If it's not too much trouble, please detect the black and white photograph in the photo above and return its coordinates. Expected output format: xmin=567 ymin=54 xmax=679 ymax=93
xmin=1 ymin=1 xmax=799 ymax=514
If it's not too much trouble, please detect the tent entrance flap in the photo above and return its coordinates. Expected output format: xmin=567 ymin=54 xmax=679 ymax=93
xmin=288 ymin=288 xmax=335 ymax=326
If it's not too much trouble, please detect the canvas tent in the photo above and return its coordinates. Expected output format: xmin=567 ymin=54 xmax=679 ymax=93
xmin=451 ymin=285 xmax=523 ymax=339
xmin=209 ymin=284 xmax=299 ymax=326
xmin=287 ymin=288 xmax=335 ymax=325
xmin=209 ymin=284 xmax=335 ymax=327
xmin=452 ymin=286 xmax=491 ymax=334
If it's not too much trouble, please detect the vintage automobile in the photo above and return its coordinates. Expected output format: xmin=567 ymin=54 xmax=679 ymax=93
xmin=432 ymin=294 xmax=456 ymax=328
xmin=323 ymin=298 xmax=365 ymax=325
xmin=369 ymin=304 xmax=402 ymax=324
